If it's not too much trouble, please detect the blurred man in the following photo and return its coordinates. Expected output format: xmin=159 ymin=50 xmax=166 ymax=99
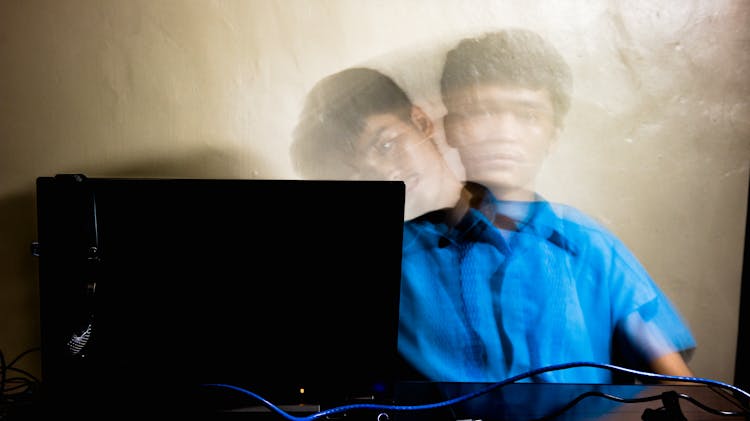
xmin=290 ymin=67 xmax=461 ymax=220
xmin=398 ymin=28 xmax=696 ymax=383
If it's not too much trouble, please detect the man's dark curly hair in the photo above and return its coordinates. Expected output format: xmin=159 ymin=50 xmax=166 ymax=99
xmin=440 ymin=28 xmax=573 ymax=127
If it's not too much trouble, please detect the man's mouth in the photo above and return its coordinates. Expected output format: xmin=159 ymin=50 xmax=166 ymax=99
xmin=466 ymin=151 xmax=524 ymax=168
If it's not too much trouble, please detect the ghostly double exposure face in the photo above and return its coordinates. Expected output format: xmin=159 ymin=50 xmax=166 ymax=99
xmin=351 ymin=108 xmax=447 ymax=219
xmin=443 ymin=84 xmax=559 ymax=200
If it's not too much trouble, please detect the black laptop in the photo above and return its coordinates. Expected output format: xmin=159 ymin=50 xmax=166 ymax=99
xmin=35 ymin=174 xmax=405 ymax=419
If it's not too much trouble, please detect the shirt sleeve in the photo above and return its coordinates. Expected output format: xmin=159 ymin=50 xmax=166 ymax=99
xmin=606 ymin=231 xmax=697 ymax=368
xmin=555 ymin=203 xmax=696 ymax=368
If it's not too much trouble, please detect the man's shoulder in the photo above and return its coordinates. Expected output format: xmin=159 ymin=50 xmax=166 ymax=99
xmin=542 ymin=202 xmax=615 ymax=238
xmin=528 ymin=201 xmax=635 ymax=261
xmin=540 ymin=202 xmax=650 ymax=275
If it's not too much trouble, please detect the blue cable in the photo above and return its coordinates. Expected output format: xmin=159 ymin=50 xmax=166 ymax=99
xmin=203 ymin=361 xmax=750 ymax=421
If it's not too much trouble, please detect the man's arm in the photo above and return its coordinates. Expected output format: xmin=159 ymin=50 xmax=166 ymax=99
xmin=650 ymin=351 xmax=694 ymax=383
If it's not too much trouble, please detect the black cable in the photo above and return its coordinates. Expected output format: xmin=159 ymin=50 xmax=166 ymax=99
xmin=708 ymin=384 xmax=750 ymax=413
xmin=5 ymin=348 xmax=38 ymax=369
xmin=4 ymin=368 xmax=39 ymax=387
xmin=3 ymin=348 xmax=40 ymax=387
xmin=532 ymin=389 xmax=747 ymax=420
xmin=678 ymin=392 xmax=747 ymax=417
xmin=1 ymin=348 xmax=42 ymax=421
xmin=0 ymin=348 xmax=41 ymax=402
xmin=531 ymin=389 xmax=665 ymax=420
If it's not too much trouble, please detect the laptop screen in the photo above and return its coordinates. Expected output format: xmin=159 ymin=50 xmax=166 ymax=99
xmin=35 ymin=175 xmax=405 ymax=416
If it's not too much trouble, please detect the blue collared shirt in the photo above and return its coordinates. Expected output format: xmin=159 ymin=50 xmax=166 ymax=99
xmin=398 ymin=186 xmax=695 ymax=383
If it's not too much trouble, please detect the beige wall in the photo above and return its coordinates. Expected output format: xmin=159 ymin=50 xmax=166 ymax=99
xmin=1 ymin=0 xmax=748 ymax=385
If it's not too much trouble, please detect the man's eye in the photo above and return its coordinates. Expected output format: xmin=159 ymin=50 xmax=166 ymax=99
xmin=518 ymin=108 xmax=553 ymax=124
xmin=521 ymin=110 xmax=539 ymax=121
xmin=375 ymin=134 xmax=400 ymax=153
xmin=378 ymin=139 xmax=394 ymax=150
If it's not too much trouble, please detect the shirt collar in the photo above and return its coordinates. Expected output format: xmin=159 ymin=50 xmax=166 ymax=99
xmin=445 ymin=182 xmax=579 ymax=255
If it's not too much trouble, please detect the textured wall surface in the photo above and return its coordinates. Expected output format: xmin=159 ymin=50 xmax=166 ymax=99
xmin=1 ymin=0 xmax=748 ymax=385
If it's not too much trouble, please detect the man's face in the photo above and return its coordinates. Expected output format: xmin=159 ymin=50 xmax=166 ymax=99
xmin=443 ymin=84 xmax=559 ymax=199
xmin=351 ymin=110 xmax=447 ymax=219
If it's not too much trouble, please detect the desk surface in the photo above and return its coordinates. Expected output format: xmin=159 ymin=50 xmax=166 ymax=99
xmin=195 ymin=381 xmax=750 ymax=420
xmin=389 ymin=381 xmax=749 ymax=421
xmin=13 ymin=381 xmax=749 ymax=420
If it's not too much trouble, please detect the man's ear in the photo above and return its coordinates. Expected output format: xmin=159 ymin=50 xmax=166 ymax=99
xmin=410 ymin=105 xmax=435 ymax=138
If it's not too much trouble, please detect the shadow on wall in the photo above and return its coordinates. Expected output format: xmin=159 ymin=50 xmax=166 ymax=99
xmin=84 ymin=146 xmax=280 ymax=180
xmin=0 ymin=146 xmax=279 ymax=381
xmin=0 ymin=189 xmax=40 ymax=377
